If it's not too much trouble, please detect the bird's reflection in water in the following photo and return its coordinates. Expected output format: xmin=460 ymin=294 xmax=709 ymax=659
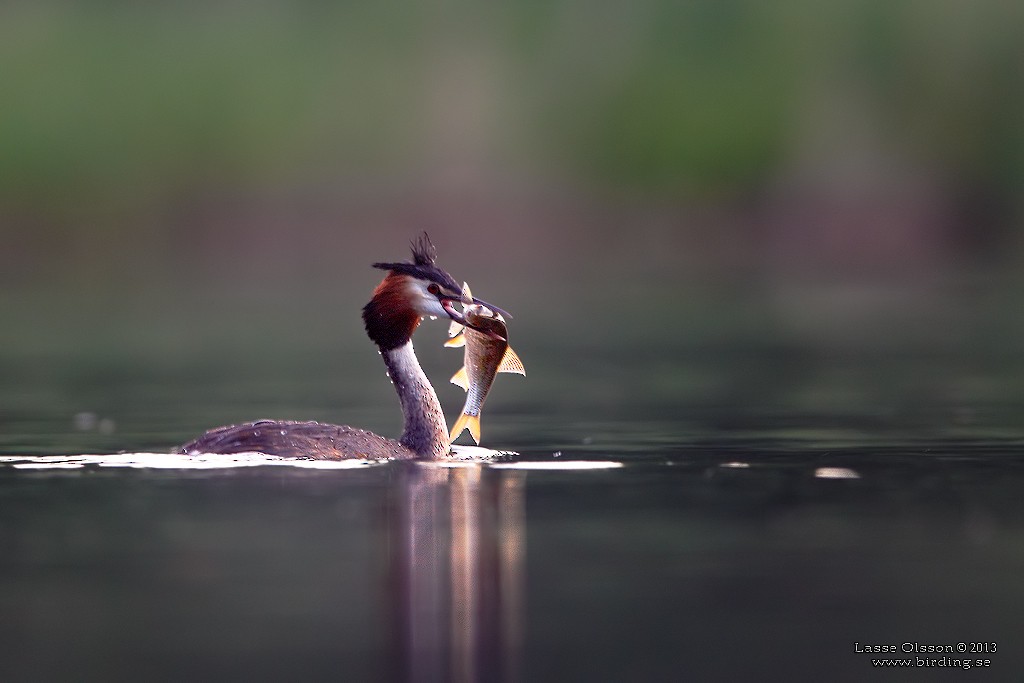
xmin=389 ymin=464 xmax=525 ymax=683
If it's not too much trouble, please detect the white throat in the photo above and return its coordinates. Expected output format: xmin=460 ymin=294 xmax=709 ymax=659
xmin=381 ymin=340 xmax=450 ymax=459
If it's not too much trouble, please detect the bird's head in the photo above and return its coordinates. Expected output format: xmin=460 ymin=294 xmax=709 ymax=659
xmin=363 ymin=234 xmax=509 ymax=350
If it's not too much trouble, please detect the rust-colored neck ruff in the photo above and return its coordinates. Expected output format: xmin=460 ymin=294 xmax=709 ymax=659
xmin=362 ymin=274 xmax=422 ymax=351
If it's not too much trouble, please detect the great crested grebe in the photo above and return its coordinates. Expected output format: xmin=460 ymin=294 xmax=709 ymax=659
xmin=179 ymin=234 xmax=506 ymax=460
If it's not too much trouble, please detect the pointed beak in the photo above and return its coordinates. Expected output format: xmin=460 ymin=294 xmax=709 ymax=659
xmin=440 ymin=296 xmax=467 ymax=326
xmin=439 ymin=293 xmax=510 ymax=342
xmin=469 ymin=297 xmax=512 ymax=320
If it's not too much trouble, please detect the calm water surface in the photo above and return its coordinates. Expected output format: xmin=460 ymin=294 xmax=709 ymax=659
xmin=3 ymin=297 xmax=1024 ymax=681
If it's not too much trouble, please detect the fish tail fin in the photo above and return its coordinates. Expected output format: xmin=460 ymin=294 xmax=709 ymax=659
xmin=449 ymin=412 xmax=481 ymax=445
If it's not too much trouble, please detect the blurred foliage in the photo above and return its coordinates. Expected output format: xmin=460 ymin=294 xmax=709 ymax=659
xmin=0 ymin=3 xmax=424 ymax=202
xmin=0 ymin=0 xmax=1023 ymax=284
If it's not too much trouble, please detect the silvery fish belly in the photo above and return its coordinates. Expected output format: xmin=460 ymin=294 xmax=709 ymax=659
xmin=445 ymin=285 xmax=525 ymax=444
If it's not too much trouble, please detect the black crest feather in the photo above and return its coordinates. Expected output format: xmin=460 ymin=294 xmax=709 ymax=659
xmin=370 ymin=232 xmax=461 ymax=294
xmin=411 ymin=232 xmax=436 ymax=266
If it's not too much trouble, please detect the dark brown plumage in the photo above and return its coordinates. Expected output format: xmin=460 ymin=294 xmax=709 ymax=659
xmin=179 ymin=420 xmax=416 ymax=460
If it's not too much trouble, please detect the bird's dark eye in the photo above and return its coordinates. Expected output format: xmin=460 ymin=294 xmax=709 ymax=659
xmin=427 ymin=283 xmax=440 ymax=296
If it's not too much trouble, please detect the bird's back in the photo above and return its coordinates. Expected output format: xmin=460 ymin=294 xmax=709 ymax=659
xmin=179 ymin=419 xmax=416 ymax=460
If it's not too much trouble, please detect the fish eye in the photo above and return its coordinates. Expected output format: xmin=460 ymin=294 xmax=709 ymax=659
xmin=427 ymin=283 xmax=441 ymax=296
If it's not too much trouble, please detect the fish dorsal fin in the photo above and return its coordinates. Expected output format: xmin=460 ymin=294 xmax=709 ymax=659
xmin=462 ymin=281 xmax=472 ymax=300
xmin=498 ymin=346 xmax=526 ymax=376
xmin=444 ymin=329 xmax=466 ymax=348
xmin=450 ymin=366 xmax=470 ymax=391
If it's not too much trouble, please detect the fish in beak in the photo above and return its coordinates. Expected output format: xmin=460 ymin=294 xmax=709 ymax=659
xmin=444 ymin=283 xmax=525 ymax=445
xmin=440 ymin=295 xmax=468 ymax=326
xmin=441 ymin=284 xmax=510 ymax=341
xmin=441 ymin=297 xmax=506 ymax=341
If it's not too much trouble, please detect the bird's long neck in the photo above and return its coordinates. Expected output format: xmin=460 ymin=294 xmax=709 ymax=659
xmin=363 ymin=273 xmax=451 ymax=459
xmin=381 ymin=341 xmax=450 ymax=460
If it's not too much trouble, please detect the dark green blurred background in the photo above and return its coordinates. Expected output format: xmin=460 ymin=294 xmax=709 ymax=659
xmin=3 ymin=0 xmax=1024 ymax=451
xmin=4 ymin=0 xmax=1022 ymax=286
